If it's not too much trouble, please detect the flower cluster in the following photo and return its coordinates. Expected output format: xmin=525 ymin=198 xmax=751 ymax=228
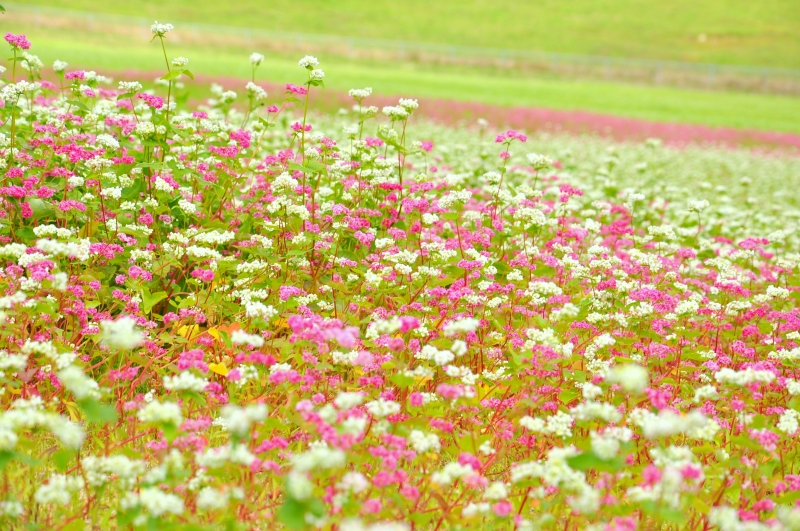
xmin=2 ymin=29 xmax=800 ymax=531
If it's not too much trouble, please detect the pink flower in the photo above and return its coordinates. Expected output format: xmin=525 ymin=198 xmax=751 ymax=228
xmin=492 ymin=501 xmax=512 ymax=517
xmin=138 ymin=93 xmax=164 ymax=109
xmin=4 ymin=33 xmax=31 ymax=50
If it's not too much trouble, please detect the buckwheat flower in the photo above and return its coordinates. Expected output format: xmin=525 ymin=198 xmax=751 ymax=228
xmin=178 ymin=199 xmax=197 ymax=214
xmin=527 ymin=153 xmax=553 ymax=170
xmin=286 ymin=470 xmax=314 ymax=500
xmin=714 ymin=367 xmax=775 ymax=386
xmin=21 ymin=53 xmax=43 ymax=74
xmin=119 ymin=80 xmax=143 ymax=93
xmin=4 ymin=33 xmax=31 ymax=51
xmin=398 ymin=98 xmax=419 ymax=113
xmin=220 ymin=403 xmax=268 ymax=437
xmin=334 ymin=391 xmax=364 ymax=410
xmin=605 ymin=364 xmax=649 ymax=394
xmin=250 ymin=52 xmax=265 ymax=65
xmin=245 ymin=82 xmax=268 ymax=101
xmin=139 ymin=487 xmax=184 ymax=517
xmin=171 ymin=56 xmax=189 ymax=68
xmin=95 ymin=133 xmax=120 ymax=150
xmin=483 ymin=481 xmax=508 ymax=500
xmin=151 ymin=21 xmax=174 ymax=37
xmin=298 ymin=55 xmax=320 ymax=68
xmin=34 ymin=474 xmax=84 ymax=506
xmin=382 ymin=106 xmax=409 ymax=120
xmin=137 ymin=400 xmax=182 ymax=426
xmin=53 ymin=60 xmax=68 ymax=73
xmin=58 ymin=366 xmax=101 ymax=400
xmin=99 ymin=316 xmax=144 ymax=350
xmin=163 ymin=372 xmax=208 ymax=392
xmin=310 ymin=69 xmax=325 ymax=80
xmin=408 ymin=430 xmax=440 ymax=453
xmin=196 ymin=487 xmax=228 ymax=511
xmin=778 ymin=410 xmax=799 ymax=435
xmin=231 ymin=329 xmax=265 ymax=348
xmin=443 ymin=317 xmax=480 ymax=337
xmin=290 ymin=445 xmax=346 ymax=472
xmin=349 ymin=87 xmax=372 ymax=101
xmin=337 ymin=472 xmax=369 ymax=493
xmin=687 ymin=199 xmax=710 ymax=213
xmin=0 ymin=501 xmax=23 ymax=518
xmin=365 ymin=398 xmax=401 ymax=418
xmin=590 ymin=431 xmax=620 ymax=460
xmin=48 ymin=417 xmax=85 ymax=449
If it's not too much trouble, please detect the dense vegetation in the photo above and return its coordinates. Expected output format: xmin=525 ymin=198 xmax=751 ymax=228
xmin=2 ymin=26 xmax=800 ymax=531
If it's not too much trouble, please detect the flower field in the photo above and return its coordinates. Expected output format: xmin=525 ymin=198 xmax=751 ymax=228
xmin=3 ymin=25 xmax=800 ymax=531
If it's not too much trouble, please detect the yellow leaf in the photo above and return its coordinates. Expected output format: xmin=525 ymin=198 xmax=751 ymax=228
xmin=275 ymin=318 xmax=289 ymax=329
xmin=65 ymin=401 xmax=81 ymax=422
xmin=208 ymin=363 xmax=229 ymax=376
xmin=177 ymin=324 xmax=201 ymax=340
xmin=207 ymin=327 xmax=220 ymax=341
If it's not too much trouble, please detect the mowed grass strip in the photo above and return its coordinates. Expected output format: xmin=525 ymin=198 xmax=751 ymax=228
xmin=23 ymin=33 xmax=800 ymax=135
xmin=19 ymin=0 xmax=800 ymax=68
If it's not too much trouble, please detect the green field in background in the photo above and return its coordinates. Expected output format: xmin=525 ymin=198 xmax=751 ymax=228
xmin=20 ymin=32 xmax=800 ymax=134
xmin=18 ymin=0 xmax=800 ymax=69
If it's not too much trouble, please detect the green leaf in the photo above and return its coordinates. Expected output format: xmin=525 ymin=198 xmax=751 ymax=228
xmin=116 ymin=92 xmax=135 ymax=101
xmin=66 ymin=99 xmax=90 ymax=113
xmin=565 ymin=451 xmax=625 ymax=473
xmin=28 ymin=198 xmax=55 ymax=220
xmin=77 ymin=398 xmax=118 ymax=424
xmin=732 ymin=435 xmax=762 ymax=451
xmin=288 ymin=163 xmax=309 ymax=173
xmin=160 ymin=70 xmax=183 ymax=81
xmin=0 ymin=5 xmax=6 ymax=14
xmin=638 ymin=500 xmax=687 ymax=524
xmin=142 ymin=290 xmax=168 ymax=314
xmin=53 ymin=448 xmax=76 ymax=472
xmin=390 ymin=373 xmax=415 ymax=389
xmin=0 ymin=451 xmax=15 ymax=471
xmin=277 ymin=498 xmax=308 ymax=530
xmin=182 ymin=69 xmax=194 ymax=80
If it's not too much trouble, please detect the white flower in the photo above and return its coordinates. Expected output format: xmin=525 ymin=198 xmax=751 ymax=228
xmin=526 ymin=153 xmax=552 ymax=170
xmin=99 ymin=316 xmax=144 ymax=350
xmin=138 ymin=487 xmax=185 ymax=517
xmin=163 ymin=372 xmax=208 ymax=392
xmin=298 ymin=55 xmax=320 ymax=68
xmin=605 ymin=364 xmax=649 ymax=394
xmin=408 ymin=430 xmax=440 ymax=453
xmin=219 ymin=403 xmax=268 ymax=437
xmin=687 ymin=199 xmax=710 ymax=213
xmin=138 ymin=400 xmax=182 ymax=426
xmin=365 ymin=398 xmax=400 ymax=418
xmin=151 ymin=21 xmax=175 ymax=36
xmin=171 ymin=56 xmax=189 ymax=68
xmin=250 ymin=52 xmax=265 ymax=65
xmin=58 ymin=366 xmax=101 ymax=400
xmin=349 ymin=87 xmax=372 ymax=101
xmin=443 ymin=318 xmax=480 ymax=337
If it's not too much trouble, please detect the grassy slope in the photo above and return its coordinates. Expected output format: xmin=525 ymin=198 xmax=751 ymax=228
xmin=25 ymin=33 xmax=800 ymax=134
xmin=19 ymin=0 xmax=800 ymax=68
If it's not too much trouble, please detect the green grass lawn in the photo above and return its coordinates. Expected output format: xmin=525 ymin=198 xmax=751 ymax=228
xmin=21 ymin=31 xmax=800 ymax=134
xmin=15 ymin=0 xmax=800 ymax=69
